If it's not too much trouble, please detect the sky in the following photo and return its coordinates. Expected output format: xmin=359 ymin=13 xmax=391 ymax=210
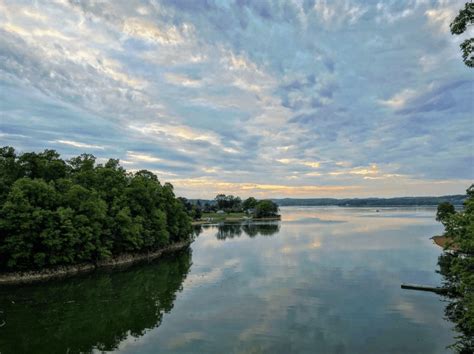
xmin=0 ymin=0 xmax=473 ymax=199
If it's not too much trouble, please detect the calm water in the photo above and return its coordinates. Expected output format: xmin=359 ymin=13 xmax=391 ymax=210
xmin=0 ymin=207 xmax=456 ymax=353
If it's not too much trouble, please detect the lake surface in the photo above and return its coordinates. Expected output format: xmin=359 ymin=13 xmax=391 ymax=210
xmin=0 ymin=207 xmax=456 ymax=353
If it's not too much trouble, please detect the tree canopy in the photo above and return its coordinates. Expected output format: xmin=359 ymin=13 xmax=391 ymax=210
xmin=450 ymin=2 xmax=474 ymax=67
xmin=436 ymin=184 xmax=474 ymax=353
xmin=242 ymin=197 xmax=258 ymax=211
xmin=215 ymin=194 xmax=242 ymax=212
xmin=0 ymin=147 xmax=192 ymax=271
xmin=254 ymin=200 xmax=279 ymax=218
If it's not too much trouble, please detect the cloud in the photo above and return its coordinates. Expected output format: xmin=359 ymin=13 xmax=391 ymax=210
xmin=425 ymin=5 xmax=456 ymax=32
xmin=52 ymin=140 xmax=105 ymax=150
xmin=276 ymin=158 xmax=321 ymax=168
xmin=164 ymin=73 xmax=203 ymax=87
xmin=379 ymin=89 xmax=418 ymax=109
xmin=169 ymin=177 xmax=359 ymax=198
xmin=122 ymin=18 xmax=191 ymax=45
xmin=0 ymin=0 xmax=471 ymax=198
xmin=312 ymin=0 xmax=368 ymax=26
xmin=380 ymin=80 xmax=472 ymax=114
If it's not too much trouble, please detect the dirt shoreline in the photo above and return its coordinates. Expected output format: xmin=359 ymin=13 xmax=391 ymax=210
xmin=0 ymin=240 xmax=192 ymax=285
xmin=431 ymin=235 xmax=459 ymax=251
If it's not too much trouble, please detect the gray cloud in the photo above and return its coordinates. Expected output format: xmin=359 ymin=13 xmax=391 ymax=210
xmin=0 ymin=0 xmax=471 ymax=198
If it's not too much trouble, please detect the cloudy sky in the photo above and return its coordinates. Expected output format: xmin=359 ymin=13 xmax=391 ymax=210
xmin=0 ymin=0 xmax=472 ymax=198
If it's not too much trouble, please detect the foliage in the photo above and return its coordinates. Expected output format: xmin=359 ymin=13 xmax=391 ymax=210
xmin=254 ymin=200 xmax=279 ymax=218
xmin=242 ymin=197 xmax=258 ymax=211
xmin=436 ymin=184 xmax=474 ymax=353
xmin=436 ymin=201 xmax=456 ymax=225
xmin=178 ymin=197 xmax=202 ymax=220
xmin=450 ymin=2 xmax=474 ymax=67
xmin=0 ymin=147 xmax=192 ymax=271
xmin=214 ymin=194 xmax=242 ymax=212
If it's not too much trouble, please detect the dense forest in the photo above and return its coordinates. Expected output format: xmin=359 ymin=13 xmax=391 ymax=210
xmin=436 ymin=185 xmax=474 ymax=353
xmin=0 ymin=147 xmax=192 ymax=271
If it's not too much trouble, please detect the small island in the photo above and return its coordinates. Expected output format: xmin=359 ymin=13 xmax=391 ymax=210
xmin=178 ymin=194 xmax=280 ymax=225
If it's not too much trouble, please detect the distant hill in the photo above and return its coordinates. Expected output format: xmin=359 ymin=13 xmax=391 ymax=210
xmin=271 ymin=195 xmax=466 ymax=207
xmin=187 ymin=195 xmax=467 ymax=207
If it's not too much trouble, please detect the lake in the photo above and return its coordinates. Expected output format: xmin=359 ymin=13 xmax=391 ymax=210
xmin=0 ymin=207 xmax=456 ymax=353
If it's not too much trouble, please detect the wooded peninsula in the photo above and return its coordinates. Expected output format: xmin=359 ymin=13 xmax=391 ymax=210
xmin=0 ymin=147 xmax=193 ymax=273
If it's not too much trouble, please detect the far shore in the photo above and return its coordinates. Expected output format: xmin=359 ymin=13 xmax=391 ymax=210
xmin=0 ymin=240 xmax=192 ymax=285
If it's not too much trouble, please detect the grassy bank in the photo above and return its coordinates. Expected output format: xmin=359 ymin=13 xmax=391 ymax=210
xmin=192 ymin=212 xmax=280 ymax=225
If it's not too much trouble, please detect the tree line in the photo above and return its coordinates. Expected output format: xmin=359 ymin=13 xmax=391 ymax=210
xmin=0 ymin=147 xmax=192 ymax=271
xmin=179 ymin=194 xmax=280 ymax=219
xmin=275 ymin=196 xmax=466 ymax=207
xmin=436 ymin=185 xmax=473 ymax=353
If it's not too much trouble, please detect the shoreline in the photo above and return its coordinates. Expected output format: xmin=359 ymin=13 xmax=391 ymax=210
xmin=192 ymin=216 xmax=281 ymax=225
xmin=431 ymin=235 xmax=459 ymax=251
xmin=0 ymin=240 xmax=192 ymax=285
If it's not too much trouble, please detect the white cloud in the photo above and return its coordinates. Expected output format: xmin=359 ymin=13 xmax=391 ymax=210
xmin=123 ymin=18 xmax=192 ymax=45
xmin=126 ymin=151 xmax=163 ymax=163
xmin=276 ymin=158 xmax=321 ymax=168
xmin=164 ymin=73 xmax=203 ymax=87
xmin=53 ymin=140 xmax=104 ymax=150
xmin=313 ymin=0 xmax=368 ymax=26
xmin=378 ymin=89 xmax=417 ymax=109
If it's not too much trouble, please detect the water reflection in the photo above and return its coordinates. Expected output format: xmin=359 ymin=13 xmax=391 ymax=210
xmin=0 ymin=249 xmax=192 ymax=354
xmin=200 ymin=222 xmax=280 ymax=240
xmin=0 ymin=208 xmax=456 ymax=354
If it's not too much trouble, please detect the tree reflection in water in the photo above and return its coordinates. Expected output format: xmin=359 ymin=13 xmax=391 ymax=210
xmin=0 ymin=249 xmax=192 ymax=354
xmin=199 ymin=222 xmax=280 ymax=240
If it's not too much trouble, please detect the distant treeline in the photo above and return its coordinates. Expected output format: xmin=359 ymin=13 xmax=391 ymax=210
xmin=188 ymin=195 xmax=467 ymax=208
xmin=0 ymin=147 xmax=192 ymax=271
xmin=272 ymin=196 xmax=467 ymax=207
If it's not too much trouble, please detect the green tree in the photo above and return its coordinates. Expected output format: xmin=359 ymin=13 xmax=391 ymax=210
xmin=436 ymin=201 xmax=456 ymax=225
xmin=242 ymin=197 xmax=258 ymax=211
xmin=254 ymin=200 xmax=279 ymax=218
xmin=450 ymin=2 xmax=474 ymax=67
xmin=18 ymin=150 xmax=68 ymax=181
xmin=437 ymin=184 xmax=474 ymax=353
xmin=214 ymin=194 xmax=242 ymax=212
xmin=0 ymin=178 xmax=59 ymax=268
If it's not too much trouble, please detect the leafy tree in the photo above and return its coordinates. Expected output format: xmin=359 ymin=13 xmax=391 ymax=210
xmin=194 ymin=206 xmax=202 ymax=220
xmin=254 ymin=200 xmax=279 ymax=218
xmin=214 ymin=194 xmax=242 ymax=212
xmin=436 ymin=201 xmax=456 ymax=225
xmin=215 ymin=194 xmax=227 ymax=210
xmin=0 ymin=147 xmax=22 ymax=204
xmin=450 ymin=2 xmax=474 ymax=67
xmin=242 ymin=197 xmax=258 ymax=211
xmin=437 ymin=184 xmax=474 ymax=353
